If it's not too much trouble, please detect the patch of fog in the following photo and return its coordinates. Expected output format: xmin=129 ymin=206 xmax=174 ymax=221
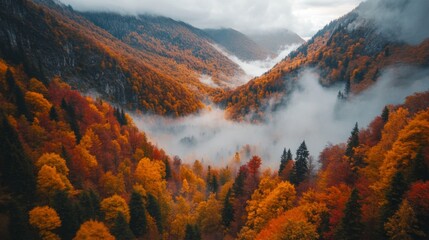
xmin=210 ymin=43 xmax=300 ymax=84
xmin=133 ymin=66 xmax=429 ymax=168
xmin=198 ymin=74 xmax=219 ymax=88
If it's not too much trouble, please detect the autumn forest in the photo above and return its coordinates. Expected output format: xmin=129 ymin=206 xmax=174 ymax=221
xmin=1 ymin=0 xmax=429 ymax=240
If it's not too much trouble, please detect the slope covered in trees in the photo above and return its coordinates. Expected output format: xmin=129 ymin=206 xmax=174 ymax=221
xmin=218 ymin=0 xmax=429 ymax=120
xmin=0 ymin=0 xmax=245 ymax=117
xmin=1 ymin=56 xmax=428 ymax=239
xmin=81 ymin=12 xmax=243 ymax=87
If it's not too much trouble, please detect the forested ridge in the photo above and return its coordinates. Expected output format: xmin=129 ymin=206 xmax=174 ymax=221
xmin=1 ymin=57 xmax=428 ymax=239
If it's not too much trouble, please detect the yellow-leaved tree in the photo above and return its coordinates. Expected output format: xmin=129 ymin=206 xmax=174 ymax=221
xmin=73 ymin=220 xmax=114 ymax=240
xmin=100 ymin=194 xmax=130 ymax=227
xmin=29 ymin=206 xmax=61 ymax=240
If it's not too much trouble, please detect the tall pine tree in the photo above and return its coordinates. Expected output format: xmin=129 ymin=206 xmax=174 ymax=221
xmin=129 ymin=191 xmax=147 ymax=237
xmin=111 ymin=212 xmax=135 ymax=240
xmin=335 ymin=188 xmax=363 ymax=240
xmin=382 ymin=171 xmax=408 ymax=223
xmin=52 ymin=190 xmax=79 ymax=240
xmin=147 ymin=193 xmax=163 ymax=233
xmin=278 ymin=148 xmax=291 ymax=175
xmin=0 ymin=118 xmax=36 ymax=202
xmin=222 ymin=189 xmax=234 ymax=228
xmin=290 ymin=141 xmax=309 ymax=185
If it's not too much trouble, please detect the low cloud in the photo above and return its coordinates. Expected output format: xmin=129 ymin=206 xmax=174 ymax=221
xmin=212 ymin=43 xmax=300 ymax=83
xmin=356 ymin=0 xmax=429 ymax=45
xmin=59 ymin=0 xmax=361 ymax=39
xmin=133 ymin=65 xmax=429 ymax=168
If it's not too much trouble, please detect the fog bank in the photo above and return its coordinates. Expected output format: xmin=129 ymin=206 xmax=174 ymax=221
xmin=134 ymin=66 xmax=429 ymax=168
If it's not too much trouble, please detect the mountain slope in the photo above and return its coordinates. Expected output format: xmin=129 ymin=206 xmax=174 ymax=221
xmin=81 ymin=12 xmax=243 ymax=87
xmin=219 ymin=0 xmax=429 ymax=120
xmin=204 ymin=28 xmax=272 ymax=61
xmin=248 ymin=29 xmax=305 ymax=53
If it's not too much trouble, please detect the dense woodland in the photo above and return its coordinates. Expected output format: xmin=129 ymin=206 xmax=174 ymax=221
xmin=1 ymin=56 xmax=428 ymax=240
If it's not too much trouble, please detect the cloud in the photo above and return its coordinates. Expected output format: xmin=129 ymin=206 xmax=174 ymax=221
xmin=133 ymin=65 xmax=429 ymax=169
xmin=59 ymin=0 xmax=362 ymax=38
xmin=356 ymin=0 xmax=429 ymax=45
xmin=212 ymin=43 xmax=300 ymax=82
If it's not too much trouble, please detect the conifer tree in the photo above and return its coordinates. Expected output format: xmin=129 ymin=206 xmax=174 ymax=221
xmin=129 ymin=191 xmax=147 ymax=237
xmin=381 ymin=106 xmax=390 ymax=123
xmin=49 ymin=106 xmax=59 ymax=121
xmin=345 ymin=123 xmax=359 ymax=159
xmin=382 ymin=171 xmax=408 ymax=223
xmin=0 ymin=118 xmax=36 ymax=202
xmin=111 ymin=212 xmax=135 ymax=240
xmin=185 ymin=224 xmax=201 ymax=240
xmin=147 ymin=193 xmax=163 ymax=233
xmin=291 ymin=141 xmax=309 ymax=185
xmin=335 ymin=188 xmax=363 ymax=240
xmin=52 ymin=190 xmax=79 ymax=240
xmin=222 ymin=189 xmax=234 ymax=228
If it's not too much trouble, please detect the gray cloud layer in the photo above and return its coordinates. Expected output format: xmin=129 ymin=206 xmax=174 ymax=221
xmin=59 ymin=0 xmax=362 ymax=38
xmin=134 ymin=66 xmax=429 ymax=168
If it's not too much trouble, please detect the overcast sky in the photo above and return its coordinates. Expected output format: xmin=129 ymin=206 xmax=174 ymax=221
xmin=59 ymin=0 xmax=363 ymax=38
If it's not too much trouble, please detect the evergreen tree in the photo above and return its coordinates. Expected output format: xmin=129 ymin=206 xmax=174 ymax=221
xmin=49 ymin=106 xmax=59 ymax=121
xmin=8 ymin=201 xmax=33 ymax=240
xmin=335 ymin=188 xmax=363 ymax=240
xmin=0 ymin=118 xmax=36 ymax=202
xmin=345 ymin=78 xmax=351 ymax=97
xmin=232 ymin=166 xmax=247 ymax=196
xmin=382 ymin=171 xmax=408 ymax=223
xmin=111 ymin=212 xmax=135 ymax=240
xmin=52 ymin=190 xmax=79 ymax=240
xmin=291 ymin=141 xmax=309 ymax=185
xmin=79 ymin=189 xmax=100 ymax=221
xmin=147 ymin=193 xmax=163 ymax=233
xmin=129 ymin=191 xmax=147 ymax=237
xmin=279 ymin=148 xmax=293 ymax=176
xmin=410 ymin=148 xmax=429 ymax=182
xmin=163 ymin=157 xmax=172 ymax=180
xmin=184 ymin=224 xmax=201 ymax=240
xmin=210 ymin=174 xmax=219 ymax=193
xmin=5 ymin=69 xmax=32 ymax=121
xmin=345 ymin=123 xmax=359 ymax=159
xmin=381 ymin=106 xmax=389 ymax=123
xmin=222 ymin=189 xmax=234 ymax=228
xmin=61 ymin=98 xmax=81 ymax=143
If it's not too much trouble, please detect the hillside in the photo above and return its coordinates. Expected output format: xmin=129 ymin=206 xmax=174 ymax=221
xmin=204 ymin=28 xmax=272 ymax=61
xmin=219 ymin=0 xmax=429 ymax=120
xmin=81 ymin=12 xmax=243 ymax=87
xmin=1 ymin=56 xmax=428 ymax=240
xmin=248 ymin=29 xmax=305 ymax=53
xmin=0 ymin=0 xmax=247 ymax=117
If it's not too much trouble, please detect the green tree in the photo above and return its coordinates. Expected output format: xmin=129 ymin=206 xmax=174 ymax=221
xmin=49 ymin=106 xmax=59 ymax=121
xmin=222 ymin=188 xmax=234 ymax=228
xmin=335 ymin=188 xmax=363 ymax=240
xmin=382 ymin=106 xmax=390 ymax=123
xmin=52 ymin=190 xmax=79 ymax=240
xmin=279 ymin=148 xmax=292 ymax=175
xmin=78 ymin=189 xmax=100 ymax=221
xmin=291 ymin=141 xmax=309 ymax=185
xmin=382 ymin=172 xmax=408 ymax=223
xmin=0 ymin=118 xmax=36 ymax=202
xmin=111 ymin=213 xmax=135 ymax=240
xmin=147 ymin=193 xmax=163 ymax=233
xmin=184 ymin=224 xmax=201 ymax=240
xmin=129 ymin=191 xmax=147 ymax=237
xmin=345 ymin=123 xmax=359 ymax=159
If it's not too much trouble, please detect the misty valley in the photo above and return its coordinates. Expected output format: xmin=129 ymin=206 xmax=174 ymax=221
xmin=0 ymin=0 xmax=429 ymax=240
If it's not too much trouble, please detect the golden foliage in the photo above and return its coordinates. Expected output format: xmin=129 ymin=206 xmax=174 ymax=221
xmin=73 ymin=220 xmax=115 ymax=240
xmin=100 ymin=194 xmax=130 ymax=226
xmin=29 ymin=206 xmax=61 ymax=240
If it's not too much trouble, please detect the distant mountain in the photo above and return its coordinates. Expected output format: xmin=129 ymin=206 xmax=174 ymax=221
xmin=248 ymin=29 xmax=305 ymax=54
xmin=204 ymin=28 xmax=272 ymax=61
xmin=218 ymin=0 xmax=429 ymax=120
xmin=81 ymin=12 xmax=243 ymax=86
